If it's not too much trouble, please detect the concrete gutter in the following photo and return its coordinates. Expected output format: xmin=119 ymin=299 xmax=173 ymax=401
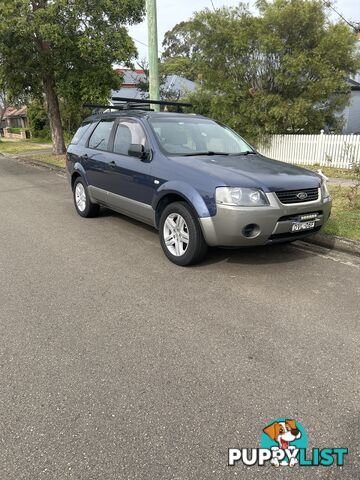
xmin=2 ymin=151 xmax=359 ymax=257
xmin=303 ymin=233 xmax=360 ymax=257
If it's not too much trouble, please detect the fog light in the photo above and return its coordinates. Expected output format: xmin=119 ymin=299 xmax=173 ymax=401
xmin=242 ymin=224 xmax=261 ymax=238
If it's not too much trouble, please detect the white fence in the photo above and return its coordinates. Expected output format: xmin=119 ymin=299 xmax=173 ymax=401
xmin=258 ymin=134 xmax=360 ymax=169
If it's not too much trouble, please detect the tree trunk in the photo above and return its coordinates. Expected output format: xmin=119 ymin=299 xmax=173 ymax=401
xmin=42 ymin=75 xmax=66 ymax=155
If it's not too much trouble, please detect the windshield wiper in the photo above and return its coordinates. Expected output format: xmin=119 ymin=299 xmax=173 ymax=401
xmin=236 ymin=150 xmax=257 ymax=155
xmin=182 ymin=151 xmax=230 ymax=157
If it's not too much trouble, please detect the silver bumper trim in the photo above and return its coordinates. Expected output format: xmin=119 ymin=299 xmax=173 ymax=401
xmin=199 ymin=192 xmax=332 ymax=247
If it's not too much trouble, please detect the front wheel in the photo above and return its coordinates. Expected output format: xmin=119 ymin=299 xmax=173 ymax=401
xmin=159 ymin=202 xmax=208 ymax=266
xmin=73 ymin=177 xmax=100 ymax=218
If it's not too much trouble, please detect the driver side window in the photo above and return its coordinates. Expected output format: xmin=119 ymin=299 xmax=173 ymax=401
xmin=113 ymin=120 xmax=147 ymax=156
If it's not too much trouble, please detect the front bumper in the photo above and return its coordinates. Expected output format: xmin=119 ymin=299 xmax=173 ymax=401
xmin=199 ymin=191 xmax=332 ymax=247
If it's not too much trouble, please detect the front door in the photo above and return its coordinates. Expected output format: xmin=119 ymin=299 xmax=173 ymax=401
xmin=104 ymin=118 xmax=156 ymax=225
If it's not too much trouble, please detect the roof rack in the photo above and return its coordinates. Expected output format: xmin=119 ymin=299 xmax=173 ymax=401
xmin=112 ymin=97 xmax=193 ymax=113
xmin=83 ymin=98 xmax=193 ymax=114
xmin=83 ymin=103 xmax=154 ymax=113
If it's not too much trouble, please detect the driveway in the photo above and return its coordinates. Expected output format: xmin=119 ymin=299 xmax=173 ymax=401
xmin=0 ymin=155 xmax=359 ymax=479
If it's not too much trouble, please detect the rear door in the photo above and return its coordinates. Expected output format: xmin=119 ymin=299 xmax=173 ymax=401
xmin=82 ymin=118 xmax=116 ymax=194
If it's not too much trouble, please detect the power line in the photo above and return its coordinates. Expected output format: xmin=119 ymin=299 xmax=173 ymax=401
xmin=322 ymin=1 xmax=358 ymax=31
xmin=132 ymin=37 xmax=148 ymax=48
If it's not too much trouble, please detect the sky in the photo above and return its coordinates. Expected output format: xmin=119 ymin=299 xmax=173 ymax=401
xmin=128 ymin=0 xmax=359 ymax=61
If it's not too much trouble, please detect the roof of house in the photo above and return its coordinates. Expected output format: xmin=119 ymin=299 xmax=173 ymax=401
xmin=114 ymin=68 xmax=147 ymax=87
xmin=111 ymin=69 xmax=196 ymax=102
xmin=349 ymin=78 xmax=360 ymax=91
xmin=2 ymin=106 xmax=27 ymax=118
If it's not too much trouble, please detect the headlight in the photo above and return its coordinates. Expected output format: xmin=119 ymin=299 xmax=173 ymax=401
xmin=321 ymin=180 xmax=331 ymax=200
xmin=216 ymin=187 xmax=269 ymax=206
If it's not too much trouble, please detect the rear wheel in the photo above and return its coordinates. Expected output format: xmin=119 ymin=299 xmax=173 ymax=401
xmin=159 ymin=202 xmax=208 ymax=266
xmin=73 ymin=177 xmax=100 ymax=218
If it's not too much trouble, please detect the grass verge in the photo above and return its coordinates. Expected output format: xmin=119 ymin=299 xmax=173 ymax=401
xmin=30 ymin=153 xmax=66 ymax=168
xmin=297 ymin=164 xmax=360 ymax=181
xmin=323 ymin=185 xmax=360 ymax=240
xmin=0 ymin=138 xmax=52 ymax=154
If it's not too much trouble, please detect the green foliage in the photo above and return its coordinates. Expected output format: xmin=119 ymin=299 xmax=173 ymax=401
xmin=324 ymin=185 xmax=360 ymax=240
xmin=7 ymin=127 xmax=26 ymax=134
xmin=161 ymin=57 xmax=197 ymax=81
xmin=164 ymin=1 xmax=360 ymax=143
xmin=0 ymin=0 xmax=145 ymax=148
xmin=27 ymin=100 xmax=50 ymax=139
xmin=135 ymin=61 xmax=181 ymax=103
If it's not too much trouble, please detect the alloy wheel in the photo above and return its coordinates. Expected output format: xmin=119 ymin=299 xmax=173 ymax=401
xmin=163 ymin=213 xmax=189 ymax=257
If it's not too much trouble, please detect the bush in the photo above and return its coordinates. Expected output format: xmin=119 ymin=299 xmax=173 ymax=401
xmin=6 ymin=127 xmax=31 ymax=137
xmin=27 ymin=100 xmax=50 ymax=138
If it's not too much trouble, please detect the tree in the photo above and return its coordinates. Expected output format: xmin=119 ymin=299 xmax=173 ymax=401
xmin=0 ymin=90 xmax=7 ymax=129
xmin=163 ymin=1 xmax=360 ymax=143
xmin=27 ymin=100 xmax=50 ymax=139
xmin=0 ymin=69 xmax=8 ymax=130
xmin=135 ymin=59 xmax=181 ymax=102
xmin=0 ymin=1 xmax=145 ymax=154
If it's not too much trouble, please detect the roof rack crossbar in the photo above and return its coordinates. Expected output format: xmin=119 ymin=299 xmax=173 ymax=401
xmin=83 ymin=103 xmax=154 ymax=112
xmin=112 ymin=97 xmax=192 ymax=112
xmin=83 ymin=104 xmax=124 ymax=110
xmin=112 ymin=97 xmax=192 ymax=107
xmin=84 ymin=97 xmax=193 ymax=113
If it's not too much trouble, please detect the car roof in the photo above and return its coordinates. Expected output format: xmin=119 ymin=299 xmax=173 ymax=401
xmin=84 ymin=110 xmax=207 ymax=123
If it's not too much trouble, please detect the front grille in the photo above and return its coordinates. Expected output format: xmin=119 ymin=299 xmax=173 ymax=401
xmin=276 ymin=188 xmax=319 ymax=204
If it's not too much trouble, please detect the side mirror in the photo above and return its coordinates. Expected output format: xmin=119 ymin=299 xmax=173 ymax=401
xmin=128 ymin=143 xmax=149 ymax=160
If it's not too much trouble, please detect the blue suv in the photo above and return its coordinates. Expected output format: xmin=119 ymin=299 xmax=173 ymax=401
xmin=66 ymin=99 xmax=332 ymax=266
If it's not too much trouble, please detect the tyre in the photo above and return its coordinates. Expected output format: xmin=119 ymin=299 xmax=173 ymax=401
xmin=159 ymin=201 xmax=208 ymax=266
xmin=73 ymin=177 xmax=100 ymax=218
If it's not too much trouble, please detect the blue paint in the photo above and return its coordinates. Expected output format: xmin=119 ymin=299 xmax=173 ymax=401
xmin=66 ymin=111 xmax=323 ymax=224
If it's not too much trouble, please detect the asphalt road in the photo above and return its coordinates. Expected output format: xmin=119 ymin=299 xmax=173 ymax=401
xmin=0 ymin=155 xmax=359 ymax=480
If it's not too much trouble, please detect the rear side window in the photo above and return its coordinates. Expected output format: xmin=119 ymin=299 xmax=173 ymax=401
xmin=71 ymin=123 xmax=91 ymax=145
xmin=88 ymin=120 xmax=115 ymax=151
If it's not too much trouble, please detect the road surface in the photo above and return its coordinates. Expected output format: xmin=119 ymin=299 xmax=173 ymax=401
xmin=0 ymin=155 xmax=359 ymax=479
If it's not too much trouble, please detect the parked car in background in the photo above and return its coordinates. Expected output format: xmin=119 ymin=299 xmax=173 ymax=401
xmin=66 ymin=99 xmax=332 ymax=266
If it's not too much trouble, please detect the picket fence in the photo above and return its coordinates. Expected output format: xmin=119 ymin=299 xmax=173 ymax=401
xmin=258 ymin=134 xmax=360 ymax=169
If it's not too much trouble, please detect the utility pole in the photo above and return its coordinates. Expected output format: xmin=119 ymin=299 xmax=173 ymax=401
xmin=146 ymin=0 xmax=160 ymax=111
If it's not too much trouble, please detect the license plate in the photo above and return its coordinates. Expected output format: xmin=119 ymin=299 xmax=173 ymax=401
xmin=291 ymin=221 xmax=316 ymax=232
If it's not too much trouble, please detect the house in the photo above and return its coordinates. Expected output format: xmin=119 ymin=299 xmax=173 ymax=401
xmin=342 ymin=78 xmax=360 ymax=134
xmin=0 ymin=106 xmax=28 ymax=129
xmin=111 ymin=68 xmax=196 ymax=101
xmin=341 ymin=31 xmax=360 ymax=133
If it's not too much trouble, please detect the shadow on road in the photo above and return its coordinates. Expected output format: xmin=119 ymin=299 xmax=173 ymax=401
xmin=203 ymin=243 xmax=312 ymax=266
xmin=99 ymin=207 xmax=314 ymax=267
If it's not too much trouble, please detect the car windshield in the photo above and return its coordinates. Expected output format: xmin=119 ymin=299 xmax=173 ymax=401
xmin=149 ymin=117 xmax=254 ymax=156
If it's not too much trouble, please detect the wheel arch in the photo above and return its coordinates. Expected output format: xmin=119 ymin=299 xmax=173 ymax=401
xmin=153 ymin=182 xmax=212 ymax=229
xmin=71 ymin=163 xmax=88 ymax=189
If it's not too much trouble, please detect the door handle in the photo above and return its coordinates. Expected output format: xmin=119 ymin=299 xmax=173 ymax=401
xmin=109 ymin=160 xmax=116 ymax=166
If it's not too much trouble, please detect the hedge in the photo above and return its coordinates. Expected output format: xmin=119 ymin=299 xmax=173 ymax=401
xmin=6 ymin=127 xmax=31 ymax=136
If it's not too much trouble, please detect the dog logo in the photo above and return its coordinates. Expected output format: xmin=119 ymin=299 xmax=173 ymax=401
xmin=228 ymin=418 xmax=348 ymax=468
xmin=263 ymin=419 xmax=302 ymax=467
